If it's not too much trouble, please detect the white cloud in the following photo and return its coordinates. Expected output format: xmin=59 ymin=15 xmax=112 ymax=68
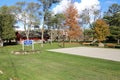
xmin=52 ymin=0 xmax=101 ymax=14
xmin=52 ymin=0 xmax=71 ymax=14
xmin=75 ymin=0 xmax=100 ymax=13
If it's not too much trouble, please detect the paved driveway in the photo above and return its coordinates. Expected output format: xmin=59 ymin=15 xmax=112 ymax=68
xmin=48 ymin=47 xmax=120 ymax=62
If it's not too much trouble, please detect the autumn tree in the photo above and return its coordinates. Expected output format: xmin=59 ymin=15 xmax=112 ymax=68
xmin=94 ymin=19 xmax=110 ymax=46
xmin=64 ymin=2 xmax=82 ymax=42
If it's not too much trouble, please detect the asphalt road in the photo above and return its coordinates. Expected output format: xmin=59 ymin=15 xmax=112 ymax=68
xmin=48 ymin=47 xmax=120 ymax=62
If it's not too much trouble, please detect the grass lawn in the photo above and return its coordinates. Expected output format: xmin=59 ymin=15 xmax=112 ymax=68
xmin=0 ymin=42 xmax=120 ymax=80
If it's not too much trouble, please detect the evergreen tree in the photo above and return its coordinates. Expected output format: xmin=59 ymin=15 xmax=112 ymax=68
xmin=0 ymin=14 xmax=16 ymax=40
xmin=0 ymin=6 xmax=16 ymax=45
xmin=104 ymin=3 xmax=120 ymax=44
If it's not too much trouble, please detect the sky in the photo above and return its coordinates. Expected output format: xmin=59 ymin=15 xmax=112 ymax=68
xmin=0 ymin=0 xmax=120 ymax=30
xmin=52 ymin=0 xmax=120 ymax=14
xmin=0 ymin=0 xmax=120 ymax=13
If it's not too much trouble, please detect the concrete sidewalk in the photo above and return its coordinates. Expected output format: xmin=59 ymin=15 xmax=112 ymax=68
xmin=48 ymin=47 xmax=120 ymax=62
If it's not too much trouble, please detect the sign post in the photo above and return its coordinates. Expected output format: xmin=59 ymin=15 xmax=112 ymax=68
xmin=22 ymin=40 xmax=34 ymax=51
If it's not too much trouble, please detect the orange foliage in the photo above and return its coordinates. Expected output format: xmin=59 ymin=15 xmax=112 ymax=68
xmin=64 ymin=2 xmax=82 ymax=40
xmin=94 ymin=19 xmax=110 ymax=42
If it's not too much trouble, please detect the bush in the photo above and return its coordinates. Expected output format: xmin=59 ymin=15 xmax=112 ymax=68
xmin=105 ymin=43 xmax=116 ymax=48
xmin=115 ymin=45 xmax=120 ymax=48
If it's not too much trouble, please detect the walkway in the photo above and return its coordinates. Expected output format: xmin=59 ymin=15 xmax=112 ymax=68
xmin=48 ymin=47 xmax=120 ymax=62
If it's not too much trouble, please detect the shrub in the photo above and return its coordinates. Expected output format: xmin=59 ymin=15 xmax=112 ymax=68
xmin=115 ymin=45 xmax=120 ymax=48
xmin=105 ymin=43 xmax=116 ymax=48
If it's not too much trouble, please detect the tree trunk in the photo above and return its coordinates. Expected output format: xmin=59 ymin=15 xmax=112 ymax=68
xmin=69 ymin=38 xmax=71 ymax=43
xmin=26 ymin=32 xmax=29 ymax=40
xmin=24 ymin=23 xmax=29 ymax=40
xmin=50 ymin=30 xmax=52 ymax=45
xmin=117 ymin=39 xmax=120 ymax=44
xmin=41 ymin=28 xmax=44 ymax=47
xmin=0 ymin=38 xmax=3 ymax=47
xmin=62 ymin=35 xmax=65 ymax=48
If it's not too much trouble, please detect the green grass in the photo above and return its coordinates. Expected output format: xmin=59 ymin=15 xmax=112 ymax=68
xmin=0 ymin=42 xmax=120 ymax=80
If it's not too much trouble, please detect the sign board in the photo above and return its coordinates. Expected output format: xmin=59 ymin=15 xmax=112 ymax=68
xmin=24 ymin=40 xmax=33 ymax=46
xmin=22 ymin=40 xmax=34 ymax=51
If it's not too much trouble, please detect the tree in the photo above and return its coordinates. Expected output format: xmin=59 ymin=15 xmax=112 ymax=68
xmin=80 ymin=6 xmax=101 ymax=41
xmin=104 ymin=3 xmax=120 ymax=44
xmin=0 ymin=14 xmax=16 ymax=40
xmin=11 ymin=2 xmax=40 ymax=39
xmin=49 ymin=13 xmax=65 ymax=41
xmin=26 ymin=2 xmax=40 ymax=28
xmin=54 ymin=14 xmax=65 ymax=41
xmin=80 ymin=9 xmax=90 ymax=41
xmin=43 ymin=11 xmax=65 ymax=44
xmin=64 ymin=2 xmax=82 ymax=42
xmin=38 ymin=0 xmax=60 ymax=47
xmin=104 ymin=4 xmax=120 ymax=26
xmin=0 ymin=6 xmax=16 ymax=46
xmin=106 ymin=4 xmax=120 ymax=16
xmin=94 ymin=19 xmax=110 ymax=46
xmin=83 ymin=28 xmax=94 ymax=41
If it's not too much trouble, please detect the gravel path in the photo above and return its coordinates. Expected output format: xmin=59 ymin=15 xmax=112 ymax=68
xmin=48 ymin=47 xmax=120 ymax=62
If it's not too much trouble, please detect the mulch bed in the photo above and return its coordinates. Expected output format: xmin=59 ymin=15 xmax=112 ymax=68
xmin=11 ymin=50 xmax=41 ymax=55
